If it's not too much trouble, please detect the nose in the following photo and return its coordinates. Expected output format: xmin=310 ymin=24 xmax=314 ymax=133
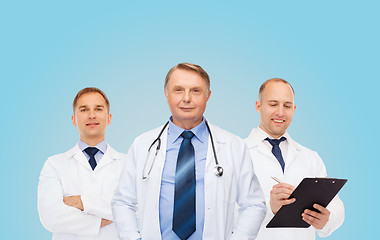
xmin=88 ymin=109 xmax=96 ymax=118
xmin=275 ymin=106 xmax=285 ymax=117
xmin=182 ymin=90 xmax=191 ymax=102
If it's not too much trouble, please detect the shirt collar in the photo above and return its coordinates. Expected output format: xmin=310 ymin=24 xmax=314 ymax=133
xmin=257 ymin=126 xmax=289 ymax=142
xmin=78 ymin=139 xmax=107 ymax=154
xmin=167 ymin=116 xmax=208 ymax=144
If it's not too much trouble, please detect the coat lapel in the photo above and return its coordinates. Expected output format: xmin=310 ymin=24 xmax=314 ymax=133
xmin=71 ymin=143 xmax=121 ymax=172
xmin=284 ymin=135 xmax=301 ymax=170
xmin=71 ymin=144 xmax=93 ymax=171
xmin=246 ymin=128 xmax=274 ymax=159
xmin=257 ymin=142 xmax=275 ymax=159
xmin=94 ymin=144 xmax=119 ymax=171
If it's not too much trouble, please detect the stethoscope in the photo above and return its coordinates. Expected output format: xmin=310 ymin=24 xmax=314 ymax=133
xmin=142 ymin=121 xmax=224 ymax=179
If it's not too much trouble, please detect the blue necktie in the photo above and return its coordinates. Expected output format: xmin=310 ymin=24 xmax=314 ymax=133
xmin=84 ymin=147 xmax=99 ymax=170
xmin=266 ymin=137 xmax=286 ymax=172
xmin=173 ymin=131 xmax=196 ymax=240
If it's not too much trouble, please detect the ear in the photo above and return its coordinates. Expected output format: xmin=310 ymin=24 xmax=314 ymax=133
xmin=164 ymin=88 xmax=168 ymax=98
xmin=71 ymin=115 xmax=77 ymax=127
xmin=255 ymin=100 xmax=261 ymax=113
xmin=206 ymin=90 xmax=211 ymax=101
xmin=293 ymin=104 xmax=296 ymax=111
xmin=107 ymin=113 xmax=112 ymax=126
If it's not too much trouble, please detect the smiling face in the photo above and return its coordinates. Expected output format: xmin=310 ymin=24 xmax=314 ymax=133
xmin=165 ymin=69 xmax=211 ymax=130
xmin=71 ymin=92 xmax=112 ymax=146
xmin=256 ymin=81 xmax=296 ymax=139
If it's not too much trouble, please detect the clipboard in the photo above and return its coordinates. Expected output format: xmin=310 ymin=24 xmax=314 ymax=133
xmin=266 ymin=177 xmax=347 ymax=228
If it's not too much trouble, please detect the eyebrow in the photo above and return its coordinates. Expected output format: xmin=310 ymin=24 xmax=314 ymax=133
xmin=78 ymin=104 xmax=105 ymax=108
xmin=172 ymin=85 xmax=204 ymax=89
xmin=267 ymin=100 xmax=293 ymax=104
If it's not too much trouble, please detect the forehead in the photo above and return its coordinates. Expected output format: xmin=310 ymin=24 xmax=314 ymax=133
xmin=168 ymin=69 xmax=207 ymax=87
xmin=76 ymin=92 xmax=106 ymax=106
xmin=262 ymin=81 xmax=294 ymax=102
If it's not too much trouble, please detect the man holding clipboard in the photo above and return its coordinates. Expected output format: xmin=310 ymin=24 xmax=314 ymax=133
xmin=244 ymin=78 xmax=345 ymax=239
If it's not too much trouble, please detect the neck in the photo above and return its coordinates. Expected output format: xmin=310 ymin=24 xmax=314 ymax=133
xmin=258 ymin=125 xmax=284 ymax=139
xmin=173 ymin=118 xmax=202 ymax=130
xmin=80 ymin=136 xmax=105 ymax=147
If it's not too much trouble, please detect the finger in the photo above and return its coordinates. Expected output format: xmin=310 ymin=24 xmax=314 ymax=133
xmin=302 ymin=213 xmax=312 ymax=222
xmin=302 ymin=213 xmax=325 ymax=229
xmin=274 ymin=198 xmax=296 ymax=206
xmin=273 ymin=188 xmax=294 ymax=195
xmin=271 ymin=187 xmax=294 ymax=196
xmin=64 ymin=196 xmax=74 ymax=201
xmin=303 ymin=209 xmax=321 ymax=219
xmin=302 ymin=213 xmax=318 ymax=226
xmin=284 ymin=198 xmax=296 ymax=205
xmin=313 ymin=204 xmax=330 ymax=215
xmin=273 ymin=183 xmax=295 ymax=191
xmin=272 ymin=192 xmax=293 ymax=200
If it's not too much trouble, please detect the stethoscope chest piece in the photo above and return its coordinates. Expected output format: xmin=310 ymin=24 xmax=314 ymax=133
xmin=215 ymin=165 xmax=224 ymax=177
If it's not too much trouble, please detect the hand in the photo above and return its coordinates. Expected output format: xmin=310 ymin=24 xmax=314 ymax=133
xmin=101 ymin=218 xmax=113 ymax=228
xmin=63 ymin=195 xmax=84 ymax=211
xmin=302 ymin=204 xmax=330 ymax=229
xmin=270 ymin=183 xmax=296 ymax=214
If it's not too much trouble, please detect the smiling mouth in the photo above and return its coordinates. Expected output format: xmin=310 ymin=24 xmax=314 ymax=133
xmin=180 ymin=107 xmax=194 ymax=111
xmin=86 ymin=123 xmax=99 ymax=126
xmin=272 ymin=119 xmax=285 ymax=123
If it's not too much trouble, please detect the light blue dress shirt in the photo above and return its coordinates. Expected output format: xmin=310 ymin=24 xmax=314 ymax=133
xmin=159 ymin=117 xmax=209 ymax=240
xmin=78 ymin=139 xmax=107 ymax=164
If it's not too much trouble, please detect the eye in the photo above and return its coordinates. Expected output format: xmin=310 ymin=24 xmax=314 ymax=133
xmin=80 ymin=109 xmax=87 ymax=112
xmin=96 ymin=108 xmax=103 ymax=111
xmin=285 ymin=105 xmax=292 ymax=109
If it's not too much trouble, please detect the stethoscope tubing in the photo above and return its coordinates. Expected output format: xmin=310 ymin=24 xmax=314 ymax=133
xmin=142 ymin=120 xmax=223 ymax=179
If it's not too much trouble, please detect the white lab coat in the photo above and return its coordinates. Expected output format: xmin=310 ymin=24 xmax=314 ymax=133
xmin=38 ymin=144 xmax=125 ymax=240
xmin=112 ymin=123 xmax=267 ymax=240
xmin=244 ymin=128 xmax=345 ymax=240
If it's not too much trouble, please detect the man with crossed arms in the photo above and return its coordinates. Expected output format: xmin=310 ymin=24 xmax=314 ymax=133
xmin=38 ymin=87 xmax=125 ymax=239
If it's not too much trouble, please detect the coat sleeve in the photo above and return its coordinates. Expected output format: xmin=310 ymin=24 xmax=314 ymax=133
xmin=81 ymin=190 xmax=112 ymax=220
xmin=38 ymin=158 xmax=101 ymax=236
xmin=81 ymin=175 xmax=116 ymax=221
xmin=81 ymin=154 xmax=125 ymax=221
xmin=311 ymin=151 xmax=345 ymax=237
xmin=111 ymin=142 xmax=142 ymax=240
xmin=231 ymin=142 xmax=267 ymax=240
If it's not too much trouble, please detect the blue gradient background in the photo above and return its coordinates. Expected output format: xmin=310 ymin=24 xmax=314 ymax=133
xmin=1 ymin=1 xmax=378 ymax=239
